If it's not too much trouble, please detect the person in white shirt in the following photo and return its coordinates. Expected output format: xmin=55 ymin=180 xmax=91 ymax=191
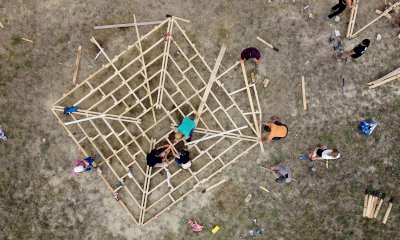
xmin=309 ymin=145 xmax=340 ymax=161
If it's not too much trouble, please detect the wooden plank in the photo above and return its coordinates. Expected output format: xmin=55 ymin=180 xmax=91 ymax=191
xmin=72 ymin=46 xmax=82 ymax=84
xmin=21 ymin=37 xmax=33 ymax=43
xmin=369 ymin=73 xmax=400 ymax=88
xmin=94 ymin=20 xmax=164 ymax=30
xmin=368 ymin=66 xmax=400 ymax=85
xmin=256 ymin=36 xmax=279 ymax=51
xmin=375 ymin=9 xmax=392 ymax=19
xmin=195 ymin=44 xmax=227 ymax=124
xmin=263 ymin=78 xmax=270 ymax=88
xmin=346 ymin=0 xmax=359 ymax=38
xmin=301 ymin=76 xmax=307 ymax=110
xmin=240 ymin=62 xmax=260 ymax=134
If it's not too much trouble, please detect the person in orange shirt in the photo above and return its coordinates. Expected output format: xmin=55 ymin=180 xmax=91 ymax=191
xmin=261 ymin=119 xmax=288 ymax=142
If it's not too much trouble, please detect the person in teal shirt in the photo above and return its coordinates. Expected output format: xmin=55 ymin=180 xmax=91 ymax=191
xmin=175 ymin=116 xmax=196 ymax=141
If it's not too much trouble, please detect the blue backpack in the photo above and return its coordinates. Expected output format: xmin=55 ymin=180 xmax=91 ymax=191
xmin=359 ymin=120 xmax=377 ymax=136
xmin=63 ymin=106 xmax=78 ymax=115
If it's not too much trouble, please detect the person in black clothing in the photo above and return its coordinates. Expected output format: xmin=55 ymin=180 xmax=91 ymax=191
xmin=171 ymin=146 xmax=192 ymax=169
xmin=342 ymin=39 xmax=370 ymax=60
xmin=240 ymin=47 xmax=261 ymax=64
xmin=326 ymin=0 xmax=353 ymax=20
xmin=147 ymin=144 xmax=170 ymax=168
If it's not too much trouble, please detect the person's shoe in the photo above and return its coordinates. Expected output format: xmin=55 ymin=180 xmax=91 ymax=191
xmin=325 ymin=16 xmax=331 ymax=21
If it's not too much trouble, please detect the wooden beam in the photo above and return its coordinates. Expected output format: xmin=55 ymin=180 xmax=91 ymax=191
xmin=346 ymin=0 xmax=359 ymax=38
xmin=195 ymin=44 xmax=227 ymax=124
xmin=64 ymin=114 xmax=105 ymax=126
xmin=21 ymin=37 xmax=33 ymax=43
xmin=256 ymin=36 xmax=279 ymax=51
xmin=301 ymin=76 xmax=307 ymax=110
xmin=72 ymin=46 xmax=82 ymax=84
xmin=187 ymin=126 xmax=248 ymax=145
xmin=202 ymin=179 xmax=226 ymax=193
xmin=375 ymin=9 xmax=392 ymax=19
xmin=94 ymin=20 xmax=164 ymax=30
xmin=369 ymin=73 xmax=400 ymax=88
xmin=240 ymin=62 xmax=260 ymax=134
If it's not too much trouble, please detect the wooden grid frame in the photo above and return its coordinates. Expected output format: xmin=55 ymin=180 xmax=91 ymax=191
xmin=51 ymin=15 xmax=264 ymax=227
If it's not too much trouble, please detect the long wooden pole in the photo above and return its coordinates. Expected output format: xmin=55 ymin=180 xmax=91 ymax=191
xmin=240 ymin=62 xmax=260 ymax=134
xmin=301 ymin=76 xmax=307 ymax=110
xmin=195 ymin=44 xmax=227 ymax=124
xmin=369 ymin=73 xmax=400 ymax=89
xmin=94 ymin=20 xmax=164 ymax=30
xmin=187 ymin=126 xmax=248 ymax=145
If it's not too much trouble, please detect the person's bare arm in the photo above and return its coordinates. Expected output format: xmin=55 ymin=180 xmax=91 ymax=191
xmin=346 ymin=0 xmax=353 ymax=8
xmin=343 ymin=50 xmax=356 ymax=58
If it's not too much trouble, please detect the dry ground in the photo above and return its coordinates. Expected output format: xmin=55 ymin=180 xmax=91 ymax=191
xmin=1 ymin=0 xmax=400 ymax=239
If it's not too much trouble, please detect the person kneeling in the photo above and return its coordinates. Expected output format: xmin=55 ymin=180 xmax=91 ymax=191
xmin=147 ymin=145 xmax=170 ymax=168
xmin=261 ymin=119 xmax=288 ymax=142
xmin=271 ymin=163 xmax=292 ymax=184
xmin=171 ymin=146 xmax=192 ymax=169
xmin=175 ymin=116 xmax=196 ymax=142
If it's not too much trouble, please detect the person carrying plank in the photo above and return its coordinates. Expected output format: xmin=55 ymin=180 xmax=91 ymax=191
xmin=261 ymin=118 xmax=288 ymax=142
xmin=240 ymin=47 xmax=261 ymax=64
xmin=326 ymin=0 xmax=354 ymax=20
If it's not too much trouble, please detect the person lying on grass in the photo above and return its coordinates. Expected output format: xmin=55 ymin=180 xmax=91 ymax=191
xmin=308 ymin=145 xmax=340 ymax=161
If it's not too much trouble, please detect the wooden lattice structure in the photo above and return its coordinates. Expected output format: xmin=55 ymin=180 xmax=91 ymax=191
xmin=51 ymin=15 xmax=264 ymax=227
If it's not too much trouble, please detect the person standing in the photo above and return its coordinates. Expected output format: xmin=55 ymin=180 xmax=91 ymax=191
xmin=342 ymin=39 xmax=370 ymax=60
xmin=240 ymin=47 xmax=261 ymax=64
xmin=326 ymin=0 xmax=353 ymax=20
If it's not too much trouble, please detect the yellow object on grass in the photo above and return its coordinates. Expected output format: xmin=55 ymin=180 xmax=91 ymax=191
xmin=212 ymin=225 xmax=220 ymax=234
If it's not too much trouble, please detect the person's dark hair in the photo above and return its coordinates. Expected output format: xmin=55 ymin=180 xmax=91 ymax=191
xmin=362 ymin=39 xmax=370 ymax=46
xmin=275 ymin=176 xmax=286 ymax=183
xmin=263 ymin=126 xmax=271 ymax=132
